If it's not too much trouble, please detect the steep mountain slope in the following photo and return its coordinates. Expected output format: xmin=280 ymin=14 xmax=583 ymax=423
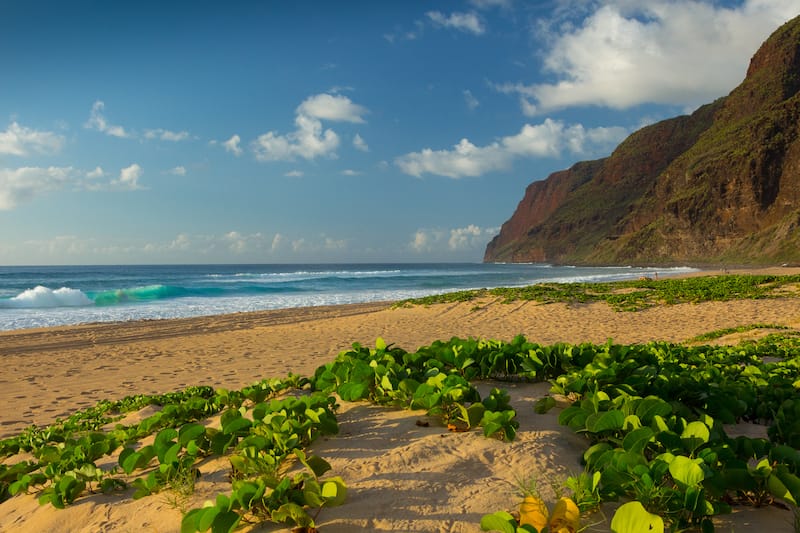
xmin=485 ymin=15 xmax=800 ymax=265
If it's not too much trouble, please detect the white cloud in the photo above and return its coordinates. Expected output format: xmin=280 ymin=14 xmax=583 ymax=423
xmin=0 ymin=122 xmax=65 ymax=156
xmin=253 ymin=115 xmax=339 ymax=161
xmin=252 ymin=93 xmax=368 ymax=162
xmin=285 ymin=170 xmax=304 ymax=177
xmin=411 ymin=230 xmax=436 ymax=253
xmin=86 ymin=166 xmax=105 ymax=179
xmin=169 ymin=233 xmax=191 ymax=250
xmin=0 ymin=166 xmax=75 ymax=209
xmin=426 ymin=11 xmax=485 ymax=35
xmin=463 ymin=90 xmax=480 ymax=110
xmin=223 ymin=134 xmax=242 ymax=156
xmin=224 ymin=231 xmax=265 ymax=253
xmin=502 ymin=1 xmax=799 ymax=113
xmin=448 ymin=224 xmax=498 ymax=251
xmin=144 ymin=128 xmax=189 ymax=141
xmin=169 ymin=166 xmax=187 ymax=176
xmin=396 ymin=119 xmax=628 ymax=178
xmin=341 ymin=169 xmax=361 ymax=176
xmin=353 ymin=133 xmax=369 ymax=152
xmin=85 ymin=100 xmax=130 ymax=138
xmin=410 ymin=225 xmax=498 ymax=253
xmin=297 ymin=93 xmax=368 ymax=123
xmin=113 ymin=164 xmax=143 ymax=190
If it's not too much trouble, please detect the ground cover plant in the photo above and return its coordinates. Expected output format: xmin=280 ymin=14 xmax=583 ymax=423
xmin=480 ymin=334 xmax=800 ymax=532
xmin=397 ymin=274 xmax=800 ymax=311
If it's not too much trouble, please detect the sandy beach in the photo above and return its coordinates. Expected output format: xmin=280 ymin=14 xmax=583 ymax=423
xmin=2 ymin=269 xmax=800 ymax=532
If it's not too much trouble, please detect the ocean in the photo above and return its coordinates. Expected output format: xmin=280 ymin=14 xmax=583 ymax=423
xmin=0 ymin=263 xmax=698 ymax=331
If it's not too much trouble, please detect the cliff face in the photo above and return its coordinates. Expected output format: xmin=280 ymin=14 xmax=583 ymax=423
xmin=485 ymin=15 xmax=800 ymax=265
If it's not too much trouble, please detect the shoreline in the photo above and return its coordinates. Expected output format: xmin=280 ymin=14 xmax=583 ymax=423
xmin=2 ymin=264 xmax=796 ymax=339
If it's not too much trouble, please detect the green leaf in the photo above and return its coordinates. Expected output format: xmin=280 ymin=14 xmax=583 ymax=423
xmin=197 ymin=506 xmax=220 ymax=531
xmin=179 ymin=423 xmax=206 ymax=447
xmin=164 ymin=442 xmax=182 ymax=466
xmin=681 ymin=421 xmax=710 ymax=453
xmin=466 ymin=403 xmax=487 ymax=428
xmin=635 ymin=397 xmax=673 ymax=423
xmin=338 ymin=382 xmax=370 ymax=401
xmin=181 ymin=508 xmax=206 ymax=533
xmin=622 ymin=427 xmax=655 ymax=454
xmin=221 ymin=416 xmax=252 ymax=436
xmin=775 ymin=469 xmax=800 ymax=505
xmin=768 ymin=473 xmax=797 ymax=505
xmin=534 ymin=396 xmax=556 ymax=414
xmin=294 ymin=449 xmax=332 ymax=478
xmin=302 ymin=479 xmax=325 ymax=508
xmin=321 ymin=476 xmax=348 ymax=507
xmin=585 ymin=409 xmax=624 ymax=433
xmin=669 ymin=455 xmax=705 ymax=488
xmin=480 ymin=510 xmax=518 ymax=533
xmin=610 ymin=501 xmax=664 ymax=533
xmin=584 ymin=442 xmax=613 ymax=468
xmin=376 ymin=337 xmax=387 ymax=351
xmin=271 ymin=502 xmax=313 ymax=527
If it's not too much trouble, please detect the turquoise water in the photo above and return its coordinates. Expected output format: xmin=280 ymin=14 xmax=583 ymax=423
xmin=0 ymin=263 xmax=697 ymax=331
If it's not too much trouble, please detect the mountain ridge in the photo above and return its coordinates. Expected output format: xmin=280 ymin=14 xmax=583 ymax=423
xmin=485 ymin=15 xmax=800 ymax=266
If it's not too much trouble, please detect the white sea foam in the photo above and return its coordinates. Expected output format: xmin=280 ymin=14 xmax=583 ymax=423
xmin=4 ymin=286 xmax=93 ymax=308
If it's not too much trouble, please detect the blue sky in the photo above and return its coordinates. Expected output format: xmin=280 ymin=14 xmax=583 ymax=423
xmin=0 ymin=0 xmax=796 ymax=265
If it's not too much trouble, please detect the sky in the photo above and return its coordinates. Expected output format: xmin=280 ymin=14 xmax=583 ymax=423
xmin=0 ymin=0 xmax=797 ymax=265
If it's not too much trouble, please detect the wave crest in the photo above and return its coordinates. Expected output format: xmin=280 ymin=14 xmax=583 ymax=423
xmin=3 ymin=286 xmax=93 ymax=308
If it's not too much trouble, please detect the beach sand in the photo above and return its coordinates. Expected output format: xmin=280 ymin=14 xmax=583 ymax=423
xmin=2 ymin=269 xmax=800 ymax=532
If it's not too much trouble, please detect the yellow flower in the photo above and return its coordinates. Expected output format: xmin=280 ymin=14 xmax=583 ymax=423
xmin=548 ymin=497 xmax=580 ymax=533
xmin=519 ymin=495 xmax=549 ymax=531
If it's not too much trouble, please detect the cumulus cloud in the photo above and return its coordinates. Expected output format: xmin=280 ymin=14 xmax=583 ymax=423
xmin=223 ymin=134 xmax=242 ymax=156
xmin=353 ymin=133 xmax=369 ymax=152
xmin=144 ymin=128 xmax=190 ymax=141
xmin=169 ymin=166 xmax=187 ymax=176
xmin=252 ymin=93 xmax=368 ymax=162
xmin=285 ymin=170 xmax=304 ymax=177
xmin=0 ymin=122 xmax=65 ymax=156
xmin=448 ymin=224 xmax=498 ymax=250
xmin=86 ymin=166 xmax=105 ymax=179
xmin=396 ymin=119 xmax=628 ymax=178
xmin=85 ymin=100 xmax=130 ymax=138
xmin=253 ymin=115 xmax=339 ymax=161
xmin=410 ymin=225 xmax=498 ymax=253
xmin=0 ymin=166 xmax=75 ymax=209
xmin=297 ymin=93 xmax=368 ymax=123
xmin=499 ymin=0 xmax=799 ymax=113
xmin=113 ymin=164 xmax=143 ymax=190
xmin=426 ymin=11 xmax=485 ymax=35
